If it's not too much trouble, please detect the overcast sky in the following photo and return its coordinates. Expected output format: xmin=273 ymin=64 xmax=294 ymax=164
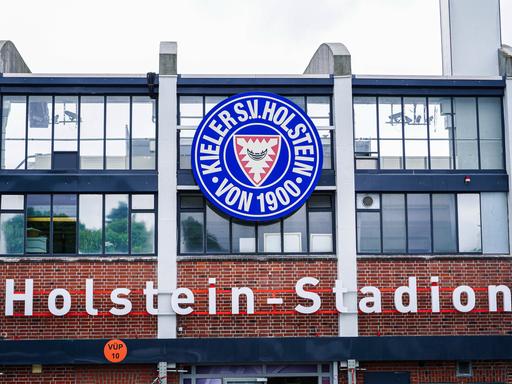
xmin=1 ymin=0 xmax=511 ymax=75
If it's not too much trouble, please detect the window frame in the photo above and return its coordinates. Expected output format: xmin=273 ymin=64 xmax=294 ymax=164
xmin=353 ymin=95 xmax=506 ymax=172
xmin=177 ymin=193 xmax=336 ymax=256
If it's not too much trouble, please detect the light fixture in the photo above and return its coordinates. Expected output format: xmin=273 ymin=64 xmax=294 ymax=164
xmin=464 ymin=176 xmax=471 ymax=184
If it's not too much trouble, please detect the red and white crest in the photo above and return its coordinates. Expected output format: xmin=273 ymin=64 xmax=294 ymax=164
xmin=233 ymin=135 xmax=281 ymax=186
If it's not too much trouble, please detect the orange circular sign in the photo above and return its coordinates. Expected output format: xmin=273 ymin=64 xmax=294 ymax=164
xmin=103 ymin=339 xmax=127 ymax=363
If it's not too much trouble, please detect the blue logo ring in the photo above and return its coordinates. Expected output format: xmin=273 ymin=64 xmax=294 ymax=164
xmin=191 ymin=92 xmax=323 ymax=222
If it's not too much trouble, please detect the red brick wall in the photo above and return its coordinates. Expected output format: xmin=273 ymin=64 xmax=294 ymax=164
xmin=177 ymin=260 xmax=338 ymax=337
xmin=0 ymin=364 xmax=167 ymax=383
xmin=339 ymin=361 xmax=512 ymax=384
xmin=0 ymin=261 xmax=157 ymax=340
xmin=358 ymin=259 xmax=512 ymax=336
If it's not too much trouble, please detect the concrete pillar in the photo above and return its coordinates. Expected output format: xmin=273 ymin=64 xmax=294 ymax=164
xmin=0 ymin=40 xmax=30 ymax=73
xmin=305 ymin=43 xmax=358 ymax=337
xmin=157 ymin=41 xmax=178 ymax=339
xmin=440 ymin=0 xmax=502 ymax=76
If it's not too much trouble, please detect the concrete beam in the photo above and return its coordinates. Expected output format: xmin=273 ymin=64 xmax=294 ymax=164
xmin=159 ymin=41 xmax=177 ymax=75
xmin=0 ymin=40 xmax=30 ymax=73
xmin=304 ymin=43 xmax=351 ymax=76
xmin=499 ymin=45 xmax=512 ymax=78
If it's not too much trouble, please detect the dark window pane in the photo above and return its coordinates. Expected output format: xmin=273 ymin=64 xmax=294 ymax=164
xmin=26 ymin=195 xmax=51 ymax=254
xmin=283 ymin=206 xmax=307 ymax=252
xmin=0 ymin=213 xmax=24 ymax=254
xmin=308 ymin=195 xmax=331 ymax=209
xmin=206 ymin=206 xmax=230 ymax=253
xmin=309 ymin=211 xmax=333 ymax=253
xmin=2 ymin=95 xmax=26 ymax=170
xmin=105 ymin=194 xmax=129 ymax=254
xmin=79 ymin=195 xmax=103 ymax=254
xmin=53 ymin=194 xmax=77 ymax=254
xmin=258 ymin=221 xmax=281 ymax=253
xmin=180 ymin=196 xmax=203 ymax=209
xmin=432 ymin=194 xmax=457 ymax=253
xmin=232 ymin=220 xmax=256 ymax=253
xmin=357 ymin=212 xmax=381 ymax=253
xmin=382 ymin=194 xmax=406 ymax=253
xmin=180 ymin=212 xmax=204 ymax=253
xmin=407 ymin=194 xmax=432 ymax=253
xmin=131 ymin=212 xmax=155 ymax=254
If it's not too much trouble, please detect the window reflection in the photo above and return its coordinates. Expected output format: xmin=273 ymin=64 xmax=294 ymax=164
xmin=1 ymin=96 xmax=26 ymax=169
xmin=80 ymin=96 xmax=104 ymax=169
xmin=283 ymin=206 xmax=307 ymax=252
xmin=132 ymin=97 xmax=156 ymax=169
xmin=54 ymin=96 xmax=78 ymax=152
xmin=53 ymin=194 xmax=77 ymax=254
xmin=106 ymin=96 xmax=130 ymax=170
xmin=180 ymin=212 xmax=204 ymax=253
xmin=206 ymin=205 xmax=230 ymax=253
xmin=27 ymin=96 xmax=52 ymax=170
xmin=26 ymin=194 xmax=51 ymax=254
xmin=105 ymin=194 xmax=129 ymax=254
xmin=79 ymin=195 xmax=103 ymax=254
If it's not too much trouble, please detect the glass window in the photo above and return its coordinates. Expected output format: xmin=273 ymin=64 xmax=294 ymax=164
xmin=80 ymin=96 xmax=104 ymax=169
xmin=429 ymin=97 xmax=454 ymax=170
xmin=479 ymin=97 xmax=504 ymax=169
xmin=206 ymin=205 xmax=230 ymax=253
xmin=79 ymin=195 xmax=103 ymax=254
xmin=1 ymin=195 xmax=24 ymax=210
xmin=205 ymin=96 xmax=227 ymax=114
xmin=453 ymin=97 xmax=478 ymax=169
xmin=357 ymin=212 xmax=381 ymax=253
xmin=309 ymin=195 xmax=332 ymax=209
xmin=319 ymin=130 xmax=333 ymax=169
xmin=457 ymin=194 xmax=482 ymax=253
xmin=432 ymin=194 xmax=457 ymax=253
xmin=132 ymin=194 xmax=154 ymax=210
xmin=53 ymin=96 xmax=78 ymax=152
xmin=2 ymin=95 xmax=26 ymax=170
xmin=179 ymin=129 xmax=194 ymax=169
xmin=429 ymin=139 xmax=453 ymax=169
xmin=382 ymin=194 xmax=406 ymax=253
xmin=481 ymin=192 xmax=509 ymax=254
xmin=287 ymin=96 xmax=306 ymax=111
xmin=52 ymin=194 xmax=77 ymax=254
xmin=283 ymin=206 xmax=307 ymax=252
xmin=407 ymin=194 xmax=432 ymax=253
xmin=379 ymin=139 xmax=403 ymax=169
xmin=179 ymin=96 xmax=203 ymax=125
xmin=132 ymin=96 xmax=156 ymax=169
xmin=307 ymin=96 xmax=330 ymax=126
xmin=258 ymin=221 xmax=282 ymax=253
xmin=26 ymin=194 xmax=51 ymax=254
xmin=403 ymin=97 xmax=427 ymax=138
xmin=180 ymin=211 xmax=204 ymax=253
xmin=180 ymin=195 xmax=204 ymax=209
xmin=27 ymin=96 xmax=52 ymax=170
xmin=354 ymin=97 xmax=378 ymax=170
xmin=405 ymin=140 xmax=428 ymax=169
xmin=379 ymin=97 xmax=402 ymax=139
xmin=309 ymin=211 xmax=333 ymax=253
xmin=0 ymin=213 xmax=24 ymax=254
xmin=232 ymin=220 xmax=256 ymax=253
xmin=131 ymin=212 xmax=155 ymax=254
xmin=106 ymin=96 xmax=130 ymax=170
xmin=105 ymin=194 xmax=129 ymax=254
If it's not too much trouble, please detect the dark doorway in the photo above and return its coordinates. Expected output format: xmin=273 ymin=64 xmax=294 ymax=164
xmin=364 ymin=372 xmax=410 ymax=384
xmin=268 ymin=377 xmax=317 ymax=384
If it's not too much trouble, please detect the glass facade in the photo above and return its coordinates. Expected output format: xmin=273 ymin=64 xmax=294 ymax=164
xmin=179 ymin=194 xmax=334 ymax=255
xmin=354 ymin=96 xmax=505 ymax=170
xmin=356 ymin=192 xmax=509 ymax=255
xmin=1 ymin=95 xmax=156 ymax=170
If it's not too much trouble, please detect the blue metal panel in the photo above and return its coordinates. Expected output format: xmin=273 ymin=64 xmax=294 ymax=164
xmin=365 ymin=372 xmax=410 ymax=384
xmin=0 ymin=173 xmax=157 ymax=193
xmin=355 ymin=172 xmax=509 ymax=192
xmin=0 ymin=336 xmax=511 ymax=365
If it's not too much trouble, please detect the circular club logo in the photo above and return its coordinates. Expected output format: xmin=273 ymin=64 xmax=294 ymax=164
xmin=191 ymin=92 xmax=323 ymax=221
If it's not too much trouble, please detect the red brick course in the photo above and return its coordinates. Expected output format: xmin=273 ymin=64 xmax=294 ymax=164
xmin=0 ymin=261 xmax=157 ymax=340
xmin=358 ymin=258 xmax=512 ymax=336
xmin=177 ymin=259 xmax=338 ymax=337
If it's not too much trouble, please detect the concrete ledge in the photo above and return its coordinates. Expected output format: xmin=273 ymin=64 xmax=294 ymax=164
xmin=0 ymin=40 xmax=30 ymax=73
xmin=499 ymin=44 xmax=512 ymax=77
xmin=304 ymin=43 xmax=351 ymax=76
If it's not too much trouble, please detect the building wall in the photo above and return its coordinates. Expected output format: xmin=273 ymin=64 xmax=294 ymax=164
xmin=0 ymin=261 xmax=157 ymax=340
xmin=177 ymin=259 xmax=338 ymax=337
xmin=358 ymin=259 xmax=512 ymax=336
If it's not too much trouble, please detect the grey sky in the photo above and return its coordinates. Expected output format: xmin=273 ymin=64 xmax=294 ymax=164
xmin=1 ymin=0 xmax=511 ymax=75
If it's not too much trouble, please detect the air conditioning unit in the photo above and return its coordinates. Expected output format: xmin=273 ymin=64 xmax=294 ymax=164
xmin=356 ymin=193 xmax=380 ymax=210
